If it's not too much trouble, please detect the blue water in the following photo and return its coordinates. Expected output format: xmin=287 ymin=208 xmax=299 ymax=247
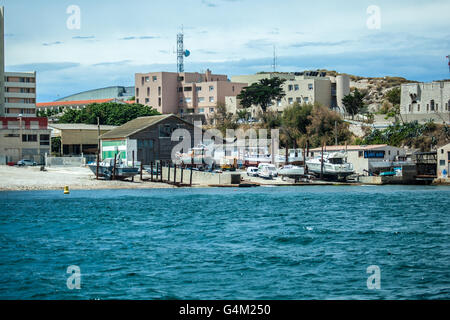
xmin=0 ymin=186 xmax=449 ymax=300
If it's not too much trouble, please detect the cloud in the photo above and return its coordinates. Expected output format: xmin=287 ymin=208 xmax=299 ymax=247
xmin=72 ymin=36 xmax=96 ymax=40
xmin=92 ymin=60 xmax=132 ymax=67
xmin=290 ymin=40 xmax=353 ymax=48
xmin=7 ymin=62 xmax=80 ymax=72
xmin=119 ymin=36 xmax=160 ymax=40
xmin=42 ymin=41 xmax=63 ymax=46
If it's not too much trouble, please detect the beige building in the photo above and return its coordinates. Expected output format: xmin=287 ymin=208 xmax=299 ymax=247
xmin=437 ymin=143 xmax=450 ymax=180
xmin=309 ymin=144 xmax=408 ymax=175
xmin=135 ymin=69 xmax=246 ymax=119
xmin=49 ymin=123 xmax=117 ymax=156
xmin=3 ymin=71 xmax=37 ymax=117
xmin=400 ymin=81 xmax=450 ymax=123
xmin=228 ymin=72 xmax=350 ymax=117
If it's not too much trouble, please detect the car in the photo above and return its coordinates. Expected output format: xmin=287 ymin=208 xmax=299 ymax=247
xmin=17 ymin=159 xmax=37 ymax=167
xmin=246 ymin=167 xmax=259 ymax=177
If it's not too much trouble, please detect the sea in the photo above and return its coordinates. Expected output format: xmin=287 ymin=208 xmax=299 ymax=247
xmin=0 ymin=185 xmax=449 ymax=300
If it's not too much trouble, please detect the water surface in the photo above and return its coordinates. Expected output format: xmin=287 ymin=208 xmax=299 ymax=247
xmin=0 ymin=186 xmax=449 ymax=299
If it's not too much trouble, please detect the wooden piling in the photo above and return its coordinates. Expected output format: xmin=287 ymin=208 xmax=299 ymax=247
xmin=151 ymin=162 xmax=154 ymax=182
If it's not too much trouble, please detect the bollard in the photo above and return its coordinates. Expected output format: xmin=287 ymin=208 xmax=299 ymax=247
xmin=64 ymin=186 xmax=70 ymax=195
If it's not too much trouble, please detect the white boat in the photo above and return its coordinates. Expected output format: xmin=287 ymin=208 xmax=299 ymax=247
xmin=278 ymin=165 xmax=305 ymax=177
xmin=258 ymin=163 xmax=277 ymax=179
xmin=305 ymin=152 xmax=354 ymax=181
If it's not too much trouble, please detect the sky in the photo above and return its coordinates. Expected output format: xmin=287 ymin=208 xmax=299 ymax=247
xmin=1 ymin=0 xmax=450 ymax=102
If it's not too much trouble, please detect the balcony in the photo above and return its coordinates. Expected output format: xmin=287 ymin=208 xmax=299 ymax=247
xmin=5 ymin=81 xmax=36 ymax=89
xmin=5 ymin=92 xmax=36 ymax=99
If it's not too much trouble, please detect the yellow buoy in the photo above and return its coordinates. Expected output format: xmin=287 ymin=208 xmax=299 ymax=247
xmin=64 ymin=186 xmax=70 ymax=194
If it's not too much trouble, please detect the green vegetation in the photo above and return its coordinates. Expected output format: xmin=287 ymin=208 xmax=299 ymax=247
xmin=58 ymin=102 xmax=160 ymax=126
xmin=362 ymin=121 xmax=449 ymax=151
xmin=342 ymin=89 xmax=366 ymax=119
xmin=237 ymin=77 xmax=286 ymax=113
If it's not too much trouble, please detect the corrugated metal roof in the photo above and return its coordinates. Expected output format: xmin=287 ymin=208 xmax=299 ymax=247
xmin=100 ymin=114 xmax=189 ymax=139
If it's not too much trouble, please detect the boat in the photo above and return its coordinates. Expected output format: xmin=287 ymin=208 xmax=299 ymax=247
xmin=258 ymin=163 xmax=277 ymax=179
xmin=305 ymin=152 xmax=354 ymax=181
xmin=88 ymin=158 xmax=140 ymax=180
xmin=278 ymin=165 xmax=305 ymax=178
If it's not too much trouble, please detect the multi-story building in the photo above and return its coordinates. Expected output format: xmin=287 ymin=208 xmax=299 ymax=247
xmin=0 ymin=6 xmax=50 ymax=164
xmin=3 ymin=71 xmax=36 ymax=117
xmin=134 ymin=69 xmax=247 ymax=119
xmin=228 ymin=72 xmax=350 ymax=116
xmin=400 ymin=81 xmax=450 ymax=123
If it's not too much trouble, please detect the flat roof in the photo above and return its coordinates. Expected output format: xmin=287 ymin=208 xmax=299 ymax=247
xmin=310 ymin=144 xmax=390 ymax=152
xmin=37 ymin=99 xmax=135 ymax=107
xmin=49 ymin=123 xmax=117 ymax=131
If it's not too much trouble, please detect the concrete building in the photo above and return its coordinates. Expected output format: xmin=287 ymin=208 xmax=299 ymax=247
xmin=437 ymin=143 xmax=450 ymax=181
xmin=49 ymin=123 xmax=117 ymax=156
xmin=134 ymin=69 xmax=246 ymax=120
xmin=100 ymin=114 xmax=195 ymax=164
xmin=228 ymin=72 xmax=350 ymax=116
xmin=309 ymin=144 xmax=407 ymax=175
xmin=400 ymin=81 xmax=450 ymax=123
xmin=3 ymin=71 xmax=37 ymax=117
xmin=0 ymin=6 xmax=50 ymax=164
xmin=56 ymin=86 xmax=134 ymax=102
xmin=0 ymin=117 xmax=51 ymax=164
xmin=0 ymin=7 xmax=4 ymax=117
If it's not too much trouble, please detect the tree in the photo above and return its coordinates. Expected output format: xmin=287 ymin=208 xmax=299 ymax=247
xmin=211 ymin=103 xmax=238 ymax=135
xmin=342 ymin=88 xmax=366 ymax=120
xmin=306 ymin=104 xmax=353 ymax=147
xmin=236 ymin=109 xmax=251 ymax=122
xmin=58 ymin=102 xmax=160 ymax=126
xmin=237 ymin=77 xmax=286 ymax=113
xmin=384 ymin=87 xmax=403 ymax=123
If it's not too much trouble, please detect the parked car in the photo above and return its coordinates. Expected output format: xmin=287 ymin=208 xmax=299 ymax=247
xmin=17 ymin=159 xmax=37 ymax=167
xmin=246 ymin=167 xmax=259 ymax=177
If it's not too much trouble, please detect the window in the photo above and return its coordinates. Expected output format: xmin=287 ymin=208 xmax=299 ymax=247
xmin=277 ymin=100 xmax=282 ymax=107
xmin=158 ymin=98 xmax=161 ymax=107
xmin=198 ymin=97 xmax=205 ymax=103
xmin=358 ymin=151 xmax=363 ymax=158
xmin=136 ymin=99 xmax=139 ymax=104
xmin=440 ymin=160 xmax=446 ymax=166
xmin=145 ymin=98 xmax=149 ymax=103
xmin=158 ymin=87 xmax=161 ymax=95
xmin=180 ymin=109 xmax=184 ymax=114
xmin=179 ymin=97 xmax=184 ymax=104
xmin=209 ymin=86 xmax=214 ymax=91
xmin=152 ymin=76 xmax=157 ymax=82
xmin=184 ymin=87 xmax=192 ymax=92
xmin=209 ymin=108 xmax=214 ymax=113
xmin=159 ymin=124 xmax=172 ymax=138
xmin=4 ymin=134 xmax=19 ymax=138
xmin=418 ymin=104 xmax=420 ymax=112
xmin=409 ymin=104 xmax=412 ymax=112
xmin=232 ymin=86 xmax=235 ymax=92
xmin=430 ymin=100 xmax=435 ymax=111
xmin=136 ymin=88 xmax=139 ymax=96
xmin=145 ymin=76 xmax=150 ymax=82
xmin=198 ymin=108 xmax=205 ymax=113
xmin=294 ymin=84 xmax=299 ymax=91
xmin=40 ymin=134 xmax=50 ymax=146
xmin=178 ymin=76 xmax=184 ymax=81
xmin=288 ymin=98 xmax=294 ymax=104
xmin=196 ymin=87 xmax=202 ymax=92
xmin=304 ymin=97 xmax=309 ymax=103
xmin=22 ymin=134 xmax=37 ymax=142
xmin=296 ymin=97 xmax=301 ymax=103
xmin=147 ymin=87 xmax=150 ymax=96
xmin=178 ymin=87 xmax=183 ymax=92
xmin=308 ymin=84 xmax=313 ymax=90
xmin=185 ymin=98 xmax=192 ymax=103
xmin=209 ymin=97 xmax=214 ymax=103
xmin=288 ymin=85 xmax=293 ymax=91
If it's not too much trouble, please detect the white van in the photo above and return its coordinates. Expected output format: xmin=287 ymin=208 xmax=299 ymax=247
xmin=258 ymin=164 xmax=278 ymax=179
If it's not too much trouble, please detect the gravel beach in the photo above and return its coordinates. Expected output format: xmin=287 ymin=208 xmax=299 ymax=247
xmin=0 ymin=165 xmax=175 ymax=191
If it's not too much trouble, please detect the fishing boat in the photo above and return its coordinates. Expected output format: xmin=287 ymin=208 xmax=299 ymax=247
xmin=88 ymin=158 xmax=140 ymax=180
xmin=305 ymin=152 xmax=354 ymax=181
